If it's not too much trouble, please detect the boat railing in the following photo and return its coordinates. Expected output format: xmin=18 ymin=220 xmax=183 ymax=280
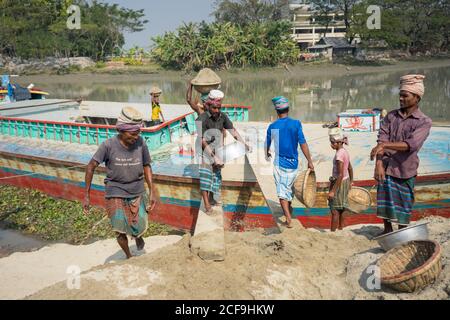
xmin=0 ymin=104 xmax=251 ymax=151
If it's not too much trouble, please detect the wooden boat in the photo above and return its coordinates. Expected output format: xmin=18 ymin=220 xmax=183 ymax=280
xmin=0 ymin=75 xmax=49 ymax=104
xmin=0 ymin=99 xmax=250 ymax=150
xmin=0 ymin=103 xmax=448 ymax=232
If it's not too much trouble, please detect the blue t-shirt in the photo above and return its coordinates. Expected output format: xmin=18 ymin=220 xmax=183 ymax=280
xmin=265 ymin=117 xmax=306 ymax=169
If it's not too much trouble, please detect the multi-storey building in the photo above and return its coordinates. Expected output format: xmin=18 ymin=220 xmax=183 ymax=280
xmin=289 ymin=2 xmax=347 ymax=49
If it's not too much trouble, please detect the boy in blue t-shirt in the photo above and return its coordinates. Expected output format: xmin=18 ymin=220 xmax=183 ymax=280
xmin=265 ymin=96 xmax=314 ymax=228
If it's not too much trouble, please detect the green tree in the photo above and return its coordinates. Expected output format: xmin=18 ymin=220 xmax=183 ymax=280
xmin=351 ymin=0 xmax=449 ymax=53
xmin=151 ymin=20 xmax=299 ymax=71
xmin=213 ymin=0 xmax=288 ymax=25
xmin=0 ymin=0 xmax=148 ymax=60
xmin=310 ymin=0 xmax=339 ymax=37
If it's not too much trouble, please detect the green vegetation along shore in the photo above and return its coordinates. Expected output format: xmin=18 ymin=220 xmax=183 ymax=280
xmin=0 ymin=185 xmax=171 ymax=244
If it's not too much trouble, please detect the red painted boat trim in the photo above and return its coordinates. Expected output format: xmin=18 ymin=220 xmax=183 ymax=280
xmin=1 ymin=167 xmax=449 ymax=232
xmin=316 ymin=173 xmax=450 ymax=190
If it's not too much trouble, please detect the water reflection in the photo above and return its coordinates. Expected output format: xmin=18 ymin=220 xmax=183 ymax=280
xmin=37 ymin=66 xmax=450 ymax=122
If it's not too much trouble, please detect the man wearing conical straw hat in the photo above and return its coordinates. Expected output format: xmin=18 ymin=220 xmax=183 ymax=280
xmin=370 ymin=75 xmax=432 ymax=235
xmin=83 ymin=106 xmax=158 ymax=259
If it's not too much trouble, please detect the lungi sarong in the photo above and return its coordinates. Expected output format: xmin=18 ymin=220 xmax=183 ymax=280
xmin=105 ymin=194 xmax=148 ymax=237
xmin=273 ymin=165 xmax=298 ymax=202
xmin=199 ymin=164 xmax=222 ymax=195
xmin=377 ymin=175 xmax=415 ymax=225
xmin=329 ymin=177 xmax=350 ymax=210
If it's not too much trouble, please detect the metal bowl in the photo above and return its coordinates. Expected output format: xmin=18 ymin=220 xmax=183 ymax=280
xmin=215 ymin=142 xmax=247 ymax=163
xmin=373 ymin=222 xmax=429 ymax=251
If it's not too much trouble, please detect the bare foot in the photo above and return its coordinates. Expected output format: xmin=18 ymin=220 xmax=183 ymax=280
xmin=135 ymin=237 xmax=145 ymax=251
xmin=205 ymin=206 xmax=214 ymax=215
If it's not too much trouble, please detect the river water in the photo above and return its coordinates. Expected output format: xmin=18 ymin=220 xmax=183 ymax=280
xmin=27 ymin=64 xmax=450 ymax=123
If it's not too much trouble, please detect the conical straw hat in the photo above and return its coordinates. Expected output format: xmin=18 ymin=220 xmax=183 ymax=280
xmin=191 ymin=68 xmax=221 ymax=86
xmin=150 ymin=86 xmax=162 ymax=95
xmin=119 ymin=106 xmax=143 ymax=124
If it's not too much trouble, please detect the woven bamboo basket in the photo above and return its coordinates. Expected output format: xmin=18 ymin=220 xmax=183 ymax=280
xmin=191 ymin=68 xmax=221 ymax=94
xmin=293 ymin=169 xmax=317 ymax=208
xmin=377 ymin=240 xmax=442 ymax=293
xmin=347 ymin=186 xmax=371 ymax=214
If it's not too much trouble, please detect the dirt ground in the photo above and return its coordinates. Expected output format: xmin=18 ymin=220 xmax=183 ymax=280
xmin=28 ymin=216 xmax=450 ymax=300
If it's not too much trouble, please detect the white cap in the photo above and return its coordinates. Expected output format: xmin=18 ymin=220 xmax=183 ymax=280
xmin=208 ymin=89 xmax=224 ymax=100
xmin=328 ymin=127 xmax=345 ymax=140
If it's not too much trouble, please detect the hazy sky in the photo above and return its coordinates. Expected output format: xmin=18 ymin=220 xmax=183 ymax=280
xmin=105 ymin=0 xmax=215 ymax=49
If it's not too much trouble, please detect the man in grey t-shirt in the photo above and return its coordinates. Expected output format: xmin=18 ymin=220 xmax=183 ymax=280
xmin=84 ymin=107 xmax=157 ymax=259
xmin=92 ymin=135 xmax=151 ymax=198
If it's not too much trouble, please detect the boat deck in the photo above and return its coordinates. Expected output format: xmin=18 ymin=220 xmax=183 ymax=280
xmin=0 ymin=99 xmax=193 ymax=123
xmin=0 ymin=123 xmax=448 ymax=183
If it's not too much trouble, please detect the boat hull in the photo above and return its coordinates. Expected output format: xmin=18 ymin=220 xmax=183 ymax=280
xmin=1 ymin=151 xmax=449 ymax=231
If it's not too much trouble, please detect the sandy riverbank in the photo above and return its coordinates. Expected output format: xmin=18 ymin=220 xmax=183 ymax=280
xmin=20 ymin=216 xmax=450 ymax=300
xmin=0 ymin=235 xmax=182 ymax=299
xmin=19 ymin=58 xmax=450 ymax=85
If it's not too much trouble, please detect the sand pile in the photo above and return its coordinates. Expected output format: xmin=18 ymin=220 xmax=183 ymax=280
xmin=28 ymin=217 xmax=450 ymax=300
xmin=0 ymin=235 xmax=182 ymax=299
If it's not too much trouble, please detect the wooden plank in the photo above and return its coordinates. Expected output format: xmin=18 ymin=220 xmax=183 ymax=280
xmin=245 ymin=150 xmax=303 ymax=231
xmin=189 ymin=198 xmax=225 ymax=261
xmin=78 ymin=101 xmax=192 ymax=122
xmin=0 ymin=99 xmax=75 ymax=111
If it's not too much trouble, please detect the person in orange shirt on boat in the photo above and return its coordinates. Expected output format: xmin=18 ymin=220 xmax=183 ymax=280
xmin=150 ymin=86 xmax=165 ymax=126
xmin=370 ymin=74 xmax=432 ymax=235
xmin=83 ymin=106 xmax=157 ymax=259
xmin=328 ymin=128 xmax=353 ymax=232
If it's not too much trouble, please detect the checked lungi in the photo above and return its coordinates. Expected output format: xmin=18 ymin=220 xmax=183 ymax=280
xmin=377 ymin=175 xmax=415 ymax=225
xmin=105 ymin=194 xmax=149 ymax=237
xmin=199 ymin=164 xmax=222 ymax=195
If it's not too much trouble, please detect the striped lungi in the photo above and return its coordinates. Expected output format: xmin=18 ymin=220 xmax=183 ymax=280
xmin=199 ymin=164 xmax=222 ymax=195
xmin=105 ymin=194 xmax=148 ymax=237
xmin=377 ymin=175 xmax=415 ymax=225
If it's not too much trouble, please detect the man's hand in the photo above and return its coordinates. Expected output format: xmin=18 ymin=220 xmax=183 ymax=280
xmin=83 ymin=194 xmax=90 ymax=215
xmin=307 ymin=161 xmax=315 ymax=171
xmin=374 ymin=161 xmax=386 ymax=183
xmin=213 ymin=156 xmax=224 ymax=168
xmin=265 ymin=151 xmax=272 ymax=162
xmin=370 ymin=143 xmax=385 ymax=161
xmin=146 ymin=193 xmax=157 ymax=212
xmin=327 ymin=191 xmax=335 ymax=201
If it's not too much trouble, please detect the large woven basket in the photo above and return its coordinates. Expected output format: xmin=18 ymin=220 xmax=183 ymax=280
xmin=191 ymin=68 xmax=221 ymax=94
xmin=377 ymin=240 xmax=442 ymax=293
xmin=347 ymin=186 xmax=371 ymax=214
xmin=293 ymin=169 xmax=317 ymax=208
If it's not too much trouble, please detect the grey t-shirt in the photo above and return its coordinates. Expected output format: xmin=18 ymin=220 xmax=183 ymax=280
xmin=92 ymin=136 xmax=151 ymax=198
